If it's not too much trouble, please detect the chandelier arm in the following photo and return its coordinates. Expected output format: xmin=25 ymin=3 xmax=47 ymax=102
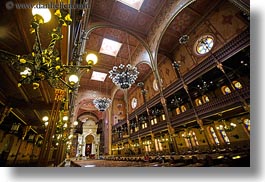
xmin=33 ymin=26 xmax=43 ymax=54
xmin=63 ymin=65 xmax=92 ymax=69
xmin=0 ymin=50 xmax=18 ymax=61
xmin=46 ymin=26 xmax=63 ymax=57
xmin=58 ymin=77 xmax=74 ymax=90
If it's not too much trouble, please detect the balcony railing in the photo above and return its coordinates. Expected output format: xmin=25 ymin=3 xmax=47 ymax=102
xmin=114 ymin=86 xmax=249 ymax=142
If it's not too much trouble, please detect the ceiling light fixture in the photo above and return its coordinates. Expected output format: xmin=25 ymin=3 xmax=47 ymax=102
xmin=109 ymin=34 xmax=139 ymax=89
xmin=0 ymin=5 xmax=98 ymax=90
xmin=93 ymin=97 xmax=112 ymax=112
xmin=93 ymin=80 xmax=111 ymax=112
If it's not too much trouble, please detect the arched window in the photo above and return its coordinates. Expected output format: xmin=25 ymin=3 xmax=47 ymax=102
xmin=181 ymin=105 xmax=187 ymax=112
xmin=216 ymin=125 xmax=230 ymax=144
xmin=195 ymin=35 xmax=214 ymax=55
xmin=151 ymin=118 xmax=157 ymax=125
xmin=190 ymin=131 xmax=199 ymax=146
xmin=233 ymin=81 xmax=243 ymax=90
xmin=182 ymin=132 xmax=192 ymax=148
xmin=221 ymin=86 xmax=232 ymax=95
xmin=195 ymin=98 xmax=203 ymax=106
xmin=209 ymin=127 xmax=220 ymax=145
xmin=142 ymin=122 xmax=147 ymax=129
xmin=176 ymin=108 xmax=181 ymax=115
xmin=243 ymin=118 xmax=250 ymax=132
xmin=154 ymin=138 xmax=163 ymax=151
xmin=202 ymin=95 xmax=210 ymax=103
xmin=143 ymin=140 xmax=151 ymax=152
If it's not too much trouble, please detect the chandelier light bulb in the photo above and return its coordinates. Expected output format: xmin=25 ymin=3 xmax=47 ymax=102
xmin=86 ymin=53 xmax=98 ymax=65
xmin=32 ymin=4 xmax=51 ymax=23
xmin=62 ymin=115 xmax=69 ymax=121
xmin=73 ymin=121 xmax=78 ymax=126
xmin=44 ymin=121 xmax=49 ymax=127
xmin=20 ymin=67 xmax=32 ymax=77
xmin=42 ymin=116 xmax=49 ymax=122
xmin=68 ymin=74 xmax=79 ymax=85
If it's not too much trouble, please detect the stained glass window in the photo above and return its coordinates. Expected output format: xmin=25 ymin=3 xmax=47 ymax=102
xmin=210 ymin=127 xmax=220 ymax=145
xmin=222 ymin=86 xmax=232 ymax=95
xmin=243 ymin=118 xmax=250 ymax=132
xmin=216 ymin=125 xmax=230 ymax=144
xmin=233 ymin=81 xmax=243 ymax=90
xmin=196 ymin=35 xmax=214 ymax=54
xmin=191 ymin=131 xmax=199 ymax=146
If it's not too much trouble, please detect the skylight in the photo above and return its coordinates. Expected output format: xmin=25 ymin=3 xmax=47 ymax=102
xmin=99 ymin=38 xmax=122 ymax=57
xmin=91 ymin=71 xmax=107 ymax=82
xmin=117 ymin=0 xmax=144 ymax=10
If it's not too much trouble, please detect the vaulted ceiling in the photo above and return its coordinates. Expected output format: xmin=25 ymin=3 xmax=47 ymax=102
xmin=0 ymin=0 xmax=249 ymax=134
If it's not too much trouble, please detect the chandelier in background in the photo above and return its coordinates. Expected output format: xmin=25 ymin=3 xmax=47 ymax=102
xmin=93 ymin=97 xmax=112 ymax=112
xmin=109 ymin=34 xmax=139 ymax=89
xmin=0 ymin=5 xmax=98 ymax=90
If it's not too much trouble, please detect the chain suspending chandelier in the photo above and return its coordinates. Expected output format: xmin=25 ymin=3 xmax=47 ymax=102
xmin=108 ymin=34 xmax=139 ymax=89
xmin=0 ymin=5 xmax=98 ymax=90
xmin=93 ymin=97 xmax=112 ymax=112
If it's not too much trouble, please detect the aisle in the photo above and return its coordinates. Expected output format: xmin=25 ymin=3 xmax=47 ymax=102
xmin=71 ymin=159 xmax=163 ymax=167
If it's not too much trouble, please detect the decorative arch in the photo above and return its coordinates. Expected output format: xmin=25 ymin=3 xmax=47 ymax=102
xmin=85 ymin=134 xmax=95 ymax=144
xmin=147 ymin=0 xmax=196 ymax=101
xmin=83 ymin=22 xmax=154 ymax=66
xmin=152 ymin=0 xmax=196 ymax=68
xmin=77 ymin=111 xmax=99 ymax=122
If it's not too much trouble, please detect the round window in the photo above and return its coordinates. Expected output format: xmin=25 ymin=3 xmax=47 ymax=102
xmin=195 ymin=35 xmax=214 ymax=55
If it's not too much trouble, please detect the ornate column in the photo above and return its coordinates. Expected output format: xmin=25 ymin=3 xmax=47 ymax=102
xmin=38 ymin=89 xmax=65 ymax=166
xmin=172 ymin=58 xmax=212 ymax=152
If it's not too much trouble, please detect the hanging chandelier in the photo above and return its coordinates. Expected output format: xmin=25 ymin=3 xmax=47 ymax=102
xmin=0 ymin=5 xmax=98 ymax=90
xmin=109 ymin=64 xmax=139 ymax=89
xmin=93 ymin=97 xmax=112 ymax=112
xmin=108 ymin=33 xmax=139 ymax=89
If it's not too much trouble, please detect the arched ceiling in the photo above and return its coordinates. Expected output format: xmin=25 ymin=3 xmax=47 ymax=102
xmin=0 ymin=0 xmax=249 ymax=134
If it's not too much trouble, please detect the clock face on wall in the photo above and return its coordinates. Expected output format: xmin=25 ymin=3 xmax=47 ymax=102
xmin=131 ymin=97 xmax=137 ymax=109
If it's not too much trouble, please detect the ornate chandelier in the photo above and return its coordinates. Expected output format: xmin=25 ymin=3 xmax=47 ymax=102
xmin=93 ymin=97 xmax=112 ymax=112
xmin=109 ymin=64 xmax=139 ymax=89
xmin=0 ymin=5 xmax=98 ymax=90
xmin=109 ymin=33 xmax=139 ymax=89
